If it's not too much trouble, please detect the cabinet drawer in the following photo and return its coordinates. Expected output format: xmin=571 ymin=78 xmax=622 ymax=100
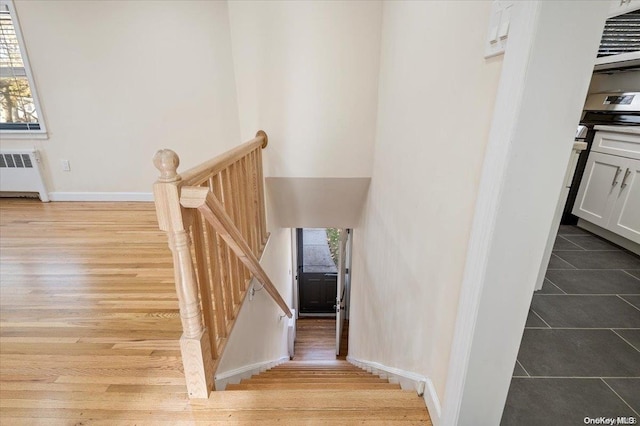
xmin=592 ymin=131 xmax=640 ymax=160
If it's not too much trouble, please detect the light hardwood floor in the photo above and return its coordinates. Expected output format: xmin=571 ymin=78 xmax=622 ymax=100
xmin=0 ymin=200 xmax=430 ymax=424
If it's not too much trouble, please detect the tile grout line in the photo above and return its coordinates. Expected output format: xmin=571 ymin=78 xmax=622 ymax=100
xmin=542 ymin=276 xmax=567 ymax=295
xmin=611 ymin=329 xmax=640 ymax=353
xmin=549 ymin=253 xmax=578 ymax=270
xmin=524 ymin=376 xmax=640 ymax=379
xmin=554 ymin=268 xmax=640 ymax=271
xmin=621 ymin=270 xmax=640 ymax=281
xmin=529 ymin=308 xmax=552 ymax=329
xmin=555 ymin=248 xmax=621 ymax=252
xmin=559 ymin=235 xmax=589 ymax=251
xmin=601 ymin=378 xmax=640 ymax=418
xmin=616 ymin=295 xmax=640 ymax=313
xmin=555 ymin=235 xmax=586 ymax=251
xmin=516 ymin=359 xmax=530 ymax=377
xmin=534 ymin=294 xmax=640 ymax=296
xmin=524 ymin=327 xmax=640 ymax=330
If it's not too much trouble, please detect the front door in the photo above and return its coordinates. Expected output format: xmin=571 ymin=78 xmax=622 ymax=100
xmin=335 ymin=229 xmax=349 ymax=355
xmin=297 ymin=228 xmax=338 ymax=314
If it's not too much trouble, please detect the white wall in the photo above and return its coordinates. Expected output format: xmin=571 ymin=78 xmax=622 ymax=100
xmin=215 ymin=223 xmax=293 ymax=377
xmin=1 ymin=0 xmax=240 ymax=196
xmin=227 ymin=1 xmax=382 ymax=178
xmin=348 ymin=0 xmax=503 ymax=410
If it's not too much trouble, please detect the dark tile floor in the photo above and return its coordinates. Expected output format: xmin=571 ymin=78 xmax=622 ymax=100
xmin=502 ymin=225 xmax=640 ymax=426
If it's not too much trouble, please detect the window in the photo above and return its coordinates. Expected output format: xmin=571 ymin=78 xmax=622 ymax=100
xmin=0 ymin=0 xmax=45 ymax=136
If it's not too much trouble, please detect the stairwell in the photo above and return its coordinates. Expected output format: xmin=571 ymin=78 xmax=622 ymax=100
xmin=212 ymin=360 xmax=433 ymax=424
xmin=153 ymin=138 xmax=432 ymax=423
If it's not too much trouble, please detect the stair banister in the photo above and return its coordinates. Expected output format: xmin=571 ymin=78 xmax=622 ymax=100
xmin=152 ymin=130 xmax=291 ymax=400
xmin=180 ymin=186 xmax=292 ymax=318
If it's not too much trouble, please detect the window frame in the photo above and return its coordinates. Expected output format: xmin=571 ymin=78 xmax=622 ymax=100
xmin=0 ymin=0 xmax=47 ymax=139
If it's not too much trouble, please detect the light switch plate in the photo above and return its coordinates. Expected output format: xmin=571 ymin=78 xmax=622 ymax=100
xmin=485 ymin=0 xmax=514 ymax=58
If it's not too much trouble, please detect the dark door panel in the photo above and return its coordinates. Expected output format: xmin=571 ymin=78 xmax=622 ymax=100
xmin=299 ymin=273 xmax=337 ymax=313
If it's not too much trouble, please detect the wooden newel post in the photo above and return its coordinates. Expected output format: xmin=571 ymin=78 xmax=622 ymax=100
xmin=152 ymin=149 xmax=214 ymax=399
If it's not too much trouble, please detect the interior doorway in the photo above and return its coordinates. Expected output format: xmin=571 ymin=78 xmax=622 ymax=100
xmin=297 ymin=228 xmax=338 ymax=315
xmin=295 ymin=228 xmax=352 ymax=357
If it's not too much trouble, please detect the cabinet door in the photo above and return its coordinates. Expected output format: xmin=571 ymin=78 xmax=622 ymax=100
xmin=572 ymin=152 xmax=626 ymax=227
xmin=609 ymin=159 xmax=640 ymax=244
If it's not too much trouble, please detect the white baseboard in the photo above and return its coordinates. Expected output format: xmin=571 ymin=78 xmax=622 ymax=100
xmin=347 ymin=356 xmax=442 ymax=426
xmin=48 ymin=192 xmax=154 ymax=202
xmin=214 ymin=356 xmax=290 ymax=391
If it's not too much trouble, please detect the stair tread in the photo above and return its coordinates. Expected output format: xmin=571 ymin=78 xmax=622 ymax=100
xmin=242 ymin=378 xmax=390 ymax=383
xmin=202 ymin=389 xmax=426 ymax=409
xmin=198 ymin=408 xmax=432 ymax=424
xmin=258 ymin=372 xmax=373 ymax=376
xmin=216 ymin=361 xmax=431 ymax=423
xmin=226 ymin=383 xmax=400 ymax=390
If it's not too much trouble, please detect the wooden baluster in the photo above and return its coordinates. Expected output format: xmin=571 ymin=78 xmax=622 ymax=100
xmin=243 ymin=154 xmax=257 ymax=256
xmin=152 ymin=149 xmax=213 ymax=399
xmin=255 ymin=140 xmax=268 ymax=246
xmin=208 ymin=175 xmax=227 ymax=338
xmin=249 ymin=149 xmax=260 ymax=255
xmin=226 ymin=165 xmax=244 ymax=302
xmin=220 ymin=168 xmax=239 ymax=317
xmin=237 ymin=158 xmax=253 ymax=287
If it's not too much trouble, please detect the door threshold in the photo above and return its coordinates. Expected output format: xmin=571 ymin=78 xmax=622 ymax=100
xmin=299 ymin=313 xmax=336 ymax=318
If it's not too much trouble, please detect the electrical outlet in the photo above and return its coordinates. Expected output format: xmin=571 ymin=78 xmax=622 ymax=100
xmin=61 ymin=159 xmax=71 ymax=172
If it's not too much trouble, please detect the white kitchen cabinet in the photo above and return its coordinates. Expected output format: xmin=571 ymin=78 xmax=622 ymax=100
xmin=573 ymin=151 xmax=640 ymax=244
xmin=573 ymin=152 xmax=625 ymax=228
xmin=609 ymin=158 xmax=640 ymax=242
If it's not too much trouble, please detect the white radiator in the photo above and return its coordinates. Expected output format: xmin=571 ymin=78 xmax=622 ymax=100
xmin=0 ymin=150 xmax=49 ymax=202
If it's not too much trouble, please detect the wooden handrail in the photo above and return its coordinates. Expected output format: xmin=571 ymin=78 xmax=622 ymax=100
xmin=181 ymin=186 xmax=292 ymax=318
xmin=180 ymin=131 xmax=268 ymax=187
xmin=152 ymin=130 xmax=290 ymax=399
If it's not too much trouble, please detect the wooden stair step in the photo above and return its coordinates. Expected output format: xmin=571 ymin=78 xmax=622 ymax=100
xmin=257 ymin=372 xmax=373 ymax=377
xmin=225 ymin=382 xmax=401 ymax=390
xmin=267 ymin=362 xmax=363 ymax=370
xmin=271 ymin=365 xmax=364 ymax=371
xmin=1 ymin=407 xmax=432 ymax=424
xmin=215 ymin=360 xmax=431 ymax=424
xmin=200 ymin=389 xmax=425 ymax=410
xmin=270 ymin=365 xmax=362 ymax=370
xmin=242 ymin=377 xmax=390 ymax=384
xmin=272 ymin=362 xmax=359 ymax=368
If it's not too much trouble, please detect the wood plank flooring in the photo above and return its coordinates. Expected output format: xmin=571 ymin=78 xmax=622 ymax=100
xmin=293 ymin=318 xmax=337 ymax=360
xmin=0 ymin=200 xmax=431 ymax=424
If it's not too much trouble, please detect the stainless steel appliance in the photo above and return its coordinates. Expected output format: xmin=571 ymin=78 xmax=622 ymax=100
xmin=562 ymin=91 xmax=640 ymax=224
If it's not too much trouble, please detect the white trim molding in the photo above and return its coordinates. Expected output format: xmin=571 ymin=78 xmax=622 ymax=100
xmin=214 ymin=356 xmax=289 ymax=391
xmin=48 ymin=192 xmax=154 ymax=202
xmin=347 ymin=356 xmax=441 ymax=426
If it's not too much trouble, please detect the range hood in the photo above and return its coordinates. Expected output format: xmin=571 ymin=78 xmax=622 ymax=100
xmin=594 ymin=9 xmax=640 ymax=73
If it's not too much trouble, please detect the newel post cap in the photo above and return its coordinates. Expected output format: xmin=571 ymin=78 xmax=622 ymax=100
xmin=153 ymin=149 xmax=181 ymax=182
xmin=256 ymin=130 xmax=268 ymax=149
